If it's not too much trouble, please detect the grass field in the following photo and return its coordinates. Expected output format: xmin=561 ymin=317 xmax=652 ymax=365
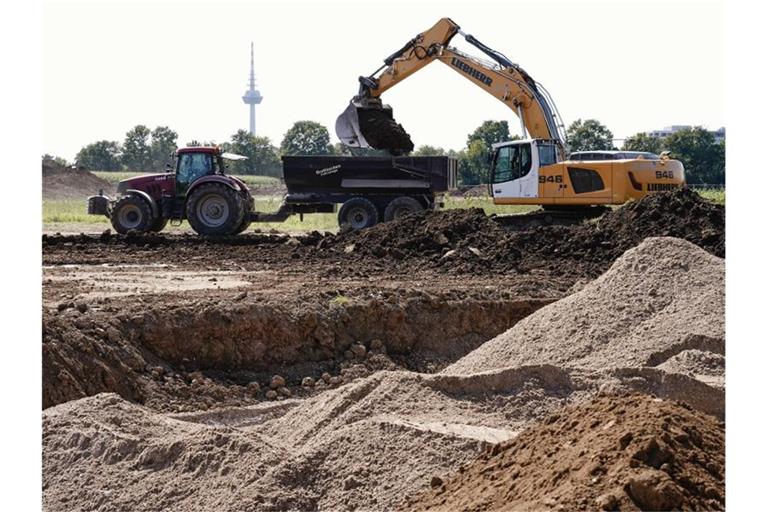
xmin=696 ymin=188 xmax=725 ymax=204
xmin=42 ymin=188 xmax=725 ymax=233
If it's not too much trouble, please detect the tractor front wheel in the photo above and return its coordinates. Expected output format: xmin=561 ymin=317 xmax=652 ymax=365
xmin=110 ymin=195 xmax=153 ymax=234
xmin=186 ymin=183 xmax=246 ymax=236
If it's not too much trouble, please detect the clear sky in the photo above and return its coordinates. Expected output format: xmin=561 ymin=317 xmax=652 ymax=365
xmin=44 ymin=0 xmax=724 ymax=160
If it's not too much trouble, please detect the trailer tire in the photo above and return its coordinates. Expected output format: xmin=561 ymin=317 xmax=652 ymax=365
xmin=186 ymin=183 xmax=246 ymax=236
xmin=384 ymin=196 xmax=424 ymax=222
xmin=110 ymin=195 xmax=153 ymax=234
xmin=338 ymin=197 xmax=379 ymax=230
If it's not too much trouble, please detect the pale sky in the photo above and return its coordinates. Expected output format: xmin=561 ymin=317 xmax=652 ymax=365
xmin=44 ymin=0 xmax=724 ymax=161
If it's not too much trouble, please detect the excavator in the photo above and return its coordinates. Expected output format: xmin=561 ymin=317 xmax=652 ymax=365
xmin=336 ymin=18 xmax=685 ymax=211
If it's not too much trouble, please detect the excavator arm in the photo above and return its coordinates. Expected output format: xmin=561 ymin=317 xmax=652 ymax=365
xmin=336 ymin=18 xmax=566 ymax=156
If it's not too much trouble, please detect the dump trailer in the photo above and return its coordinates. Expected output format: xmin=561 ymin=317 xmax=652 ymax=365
xmin=88 ymin=146 xmax=457 ymax=235
xmin=268 ymin=155 xmax=458 ymax=229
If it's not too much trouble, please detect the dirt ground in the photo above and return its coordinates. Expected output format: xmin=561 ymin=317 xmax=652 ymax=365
xmin=41 ymin=189 xmax=725 ymax=511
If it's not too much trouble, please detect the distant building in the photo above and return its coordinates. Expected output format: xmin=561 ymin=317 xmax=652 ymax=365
xmin=648 ymin=125 xmax=725 ymax=143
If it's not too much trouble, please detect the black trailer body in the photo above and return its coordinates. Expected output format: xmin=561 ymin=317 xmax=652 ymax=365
xmin=253 ymin=155 xmax=458 ymax=229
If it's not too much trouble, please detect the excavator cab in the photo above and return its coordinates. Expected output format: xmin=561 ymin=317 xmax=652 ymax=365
xmin=489 ymin=139 xmax=563 ymax=201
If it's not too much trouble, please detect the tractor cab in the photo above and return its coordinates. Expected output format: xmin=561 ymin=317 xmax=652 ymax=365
xmin=174 ymin=147 xmax=227 ymax=196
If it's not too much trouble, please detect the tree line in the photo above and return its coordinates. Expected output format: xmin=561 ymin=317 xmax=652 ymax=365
xmin=65 ymin=118 xmax=724 ymax=185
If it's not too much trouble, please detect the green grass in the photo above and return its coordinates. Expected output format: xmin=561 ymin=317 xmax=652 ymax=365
xmin=443 ymin=196 xmax=537 ymax=216
xmin=92 ymin=171 xmax=281 ymax=188
xmin=43 ymin=199 xmax=108 ymax=224
xmin=696 ymin=188 xmax=725 ymax=205
xmin=330 ymin=294 xmax=351 ymax=306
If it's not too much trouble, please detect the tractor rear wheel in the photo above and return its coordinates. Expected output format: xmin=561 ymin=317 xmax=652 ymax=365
xmin=186 ymin=183 xmax=246 ymax=236
xmin=110 ymin=195 xmax=153 ymax=234
xmin=384 ymin=196 xmax=424 ymax=222
xmin=338 ymin=197 xmax=379 ymax=230
xmin=149 ymin=216 xmax=168 ymax=233
xmin=234 ymin=216 xmax=252 ymax=234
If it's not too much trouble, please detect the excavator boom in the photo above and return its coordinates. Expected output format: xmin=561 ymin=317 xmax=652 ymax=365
xmin=336 ymin=18 xmax=566 ymax=155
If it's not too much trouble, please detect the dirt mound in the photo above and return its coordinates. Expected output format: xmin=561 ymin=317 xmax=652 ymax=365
xmin=505 ymin=188 xmax=725 ymax=275
xmin=322 ymin=208 xmax=518 ymax=273
xmin=445 ymin=237 xmax=724 ymax=379
xmin=405 ymin=393 xmax=724 ymax=511
xmin=42 ymin=160 xmax=113 ymax=199
xmin=41 ymin=189 xmax=723 ymax=279
xmin=319 ymin=189 xmax=724 ymax=276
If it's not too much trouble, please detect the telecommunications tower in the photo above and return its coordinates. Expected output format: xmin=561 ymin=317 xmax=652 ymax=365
xmin=242 ymin=42 xmax=263 ymax=135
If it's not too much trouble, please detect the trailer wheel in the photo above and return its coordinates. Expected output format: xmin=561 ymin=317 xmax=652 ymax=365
xmin=384 ymin=196 xmax=424 ymax=222
xmin=338 ymin=197 xmax=379 ymax=230
xmin=110 ymin=195 xmax=153 ymax=234
xmin=186 ymin=183 xmax=246 ymax=236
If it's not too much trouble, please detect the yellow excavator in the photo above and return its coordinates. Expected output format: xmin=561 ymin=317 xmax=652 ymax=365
xmin=336 ymin=18 xmax=685 ymax=208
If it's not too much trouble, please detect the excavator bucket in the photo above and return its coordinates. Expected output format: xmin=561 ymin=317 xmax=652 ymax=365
xmin=335 ymin=101 xmax=414 ymax=155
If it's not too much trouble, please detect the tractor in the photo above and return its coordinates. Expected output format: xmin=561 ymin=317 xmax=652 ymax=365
xmin=88 ymin=147 xmax=255 ymax=236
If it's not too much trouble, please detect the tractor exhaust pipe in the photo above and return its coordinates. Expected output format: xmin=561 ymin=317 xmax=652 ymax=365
xmin=335 ymin=98 xmax=414 ymax=155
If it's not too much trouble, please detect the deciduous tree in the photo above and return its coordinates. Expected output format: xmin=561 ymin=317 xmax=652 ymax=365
xmin=121 ymin=125 xmax=152 ymax=171
xmin=75 ymin=140 xmax=122 ymax=171
xmin=566 ymin=119 xmax=615 ymax=152
xmin=223 ymin=130 xmax=281 ymax=176
xmin=280 ymin=121 xmax=333 ymax=156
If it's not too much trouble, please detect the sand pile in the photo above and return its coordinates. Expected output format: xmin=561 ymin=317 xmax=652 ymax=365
xmin=406 ymin=393 xmax=725 ymax=511
xmin=43 ymin=236 xmax=725 ymax=511
xmin=445 ymin=237 xmax=724 ymax=381
xmin=43 ymin=368 xmax=586 ymax=511
xmin=42 ymin=160 xmax=113 ymax=200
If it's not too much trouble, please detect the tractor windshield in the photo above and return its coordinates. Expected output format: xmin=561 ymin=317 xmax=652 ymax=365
xmin=176 ymin=153 xmax=213 ymax=195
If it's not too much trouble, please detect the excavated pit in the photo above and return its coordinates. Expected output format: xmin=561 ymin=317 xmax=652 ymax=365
xmin=43 ymin=290 xmax=552 ymax=412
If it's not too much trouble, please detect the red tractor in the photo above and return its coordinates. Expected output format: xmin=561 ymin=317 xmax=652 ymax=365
xmin=88 ymin=147 xmax=255 ymax=236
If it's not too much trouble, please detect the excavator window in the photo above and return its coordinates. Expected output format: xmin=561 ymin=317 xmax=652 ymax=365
xmin=492 ymin=144 xmax=532 ymax=183
xmin=538 ymin=144 xmax=558 ymax=166
xmin=493 ymin=146 xmax=514 ymax=183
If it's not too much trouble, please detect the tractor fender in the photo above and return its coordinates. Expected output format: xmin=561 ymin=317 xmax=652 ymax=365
xmin=124 ymin=189 xmax=160 ymax=219
xmin=186 ymin=175 xmax=242 ymax=198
